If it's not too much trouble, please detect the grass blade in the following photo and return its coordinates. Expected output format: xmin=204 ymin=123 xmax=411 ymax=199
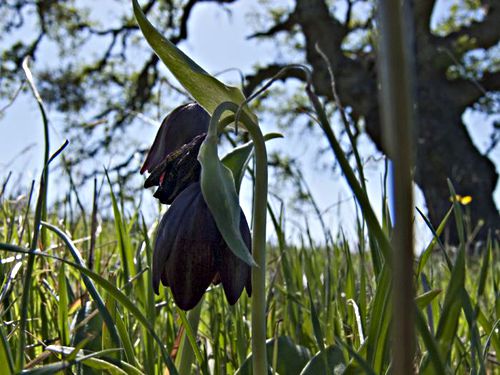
xmin=0 ymin=243 xmax=179 ymax=374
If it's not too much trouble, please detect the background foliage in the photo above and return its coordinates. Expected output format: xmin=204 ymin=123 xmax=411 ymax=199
xmin=0 ymin=0 xmax=499 ymax=374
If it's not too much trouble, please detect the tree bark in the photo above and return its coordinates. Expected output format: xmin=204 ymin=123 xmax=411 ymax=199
xmin=249 ymin=0 xmax=499 ymax=243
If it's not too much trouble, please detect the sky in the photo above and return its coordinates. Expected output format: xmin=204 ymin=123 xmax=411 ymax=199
xmin=0 ymin=0 xmax=498 ymax=249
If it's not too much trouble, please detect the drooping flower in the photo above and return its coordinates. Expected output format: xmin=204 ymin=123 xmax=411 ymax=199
xmin=141 ymin=103 xmax=209 ymax=175
xmin=142 ymin=103 xmax=252 ymax=310
xmin=153 ymin=182 xmax=252 ymax=310
xmin=141 ymin=103 xmax=209 ymax=204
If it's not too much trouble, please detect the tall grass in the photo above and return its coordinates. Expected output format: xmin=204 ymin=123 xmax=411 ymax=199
xmin=1 ymin=12 xmax=499 ymax=375
xmin=0 ymin=171 xmax=498 ymax=373
xmin=0 ymin=114 xmax=499 ymax=375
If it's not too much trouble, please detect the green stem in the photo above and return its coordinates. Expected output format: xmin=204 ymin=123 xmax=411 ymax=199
xmin=210 ymin=102 xmax=269 ymax=375
xmin=245 ymin=116 xmax=268 ymax=375
xmin=177 ymin=298 xmax=204 ymax=374
xmin=306 ymin=88 xmax=392 ymax=262
xmin=378 ymin=1 xmax=416 ymax=373
xmin=17 ymin=58 xmax=50 ymax=371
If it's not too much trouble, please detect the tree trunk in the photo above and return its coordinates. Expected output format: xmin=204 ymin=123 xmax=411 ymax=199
xmin=414 ymin=81 xmax=499 ymax=243
xmin=249 ymin=0 xmax=500 ymax=243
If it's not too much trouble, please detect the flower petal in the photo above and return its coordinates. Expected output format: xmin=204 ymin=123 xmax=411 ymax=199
xmin=141 ymin=103 xmax=209 ymax=174
xmin=147 ymin=133 xmax=205 ymax=204
xmin=152 ymin=183 xmax=197 ymax=294
xmin=216 ymin=210 xmax=252 ymax=305
xmin=165 ymin=183 xmax=218 ymax=310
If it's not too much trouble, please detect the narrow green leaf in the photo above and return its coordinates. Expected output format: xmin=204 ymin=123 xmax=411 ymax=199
xmin=114 ymin=306 xmax=138 ymax=366
xmin=306 ymin=87 xmax=392 ymax=263
xmin=415 ymin=309 xmax=446 ymax=375
xmin=177 ymin=299 xmax=204 ymax=374
xmin=482 ymin=318 xmax=500 ymax=363
xmin=132 ymin=0 xmax=254 ymax=122
xmin=416 ymin=206 xmax=453 ymax=276
xmin=27 ymin=346 xmax=137 ymax=375
xmin=307 ymin=285 xmax=325 ymax=351
xmin=477 ymin=309 xmax=500 ymax=359
xmin=235 ymin=336 xmax=311 ymax=375
xmin=447 ymin=180 xmax=465 ymax=244
xmin=58 ymin=264 xmax=70 ymax=346
xmin=0 ymin=243 xmax=179 ymax=375
xmin=430 ymin=242 xmax=465 ymax=368
xmin=0 ymin=324 xmax=14 ymax=375
xmin=65 ymin=338 xmax=92 ymax=362
xmin=101 ymin=289 xmax=137 ymax=366
xmin=198 ymin=132 xmax=256 ymax=266
xmin=101 ymin=283 xmax=118 ymax=356
xmin=460 ymin=289 xmax=484 ymax=375
xmin=477 ymin=237 xmax=490 ymax=299
xmin=221 ymin=132 xmax=282 ymax=192
xmin=139 ymin=216 xmax=156 ymax=374
xmin=105 ymin=171 xmax=135 ymax=283
xmin=365 ymin=265 xmax=391 ymax=373
xmin=415 ymin=289 xmax=442 ymax=310
xmin=40 ymin=222 xmax=121 ymax=348
xmin=177 ymin=307 xmax=204 ymax=368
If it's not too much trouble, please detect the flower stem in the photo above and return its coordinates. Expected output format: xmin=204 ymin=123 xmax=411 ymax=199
xmin=177 ymin=298 xmax=204 ymax=374
xmin=210 ymin=102 xmax=269 ymax=374
xmin=244 ymin=116 xmax=268 ymax=375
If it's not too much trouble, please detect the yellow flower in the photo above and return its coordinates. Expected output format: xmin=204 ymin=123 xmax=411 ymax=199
xmin=451 ymin=195 xmax=473 ymax=205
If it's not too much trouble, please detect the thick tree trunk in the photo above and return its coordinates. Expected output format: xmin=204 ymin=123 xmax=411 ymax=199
xmin=415 ymin=82 xmax=499 ymax=243
xmin=249 ymin=0 xmax=499 ymax=243
xmin=363 ymin=79 xmax=499 ymax=243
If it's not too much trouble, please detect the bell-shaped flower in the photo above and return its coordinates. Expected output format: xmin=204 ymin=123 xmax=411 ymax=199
xmin=153 ymin=182 xmax=252 ymax=310
xmin=141 ymin=103 xmax=209 ymax=204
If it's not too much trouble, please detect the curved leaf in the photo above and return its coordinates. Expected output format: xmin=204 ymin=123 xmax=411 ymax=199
xmin=236 ymin=336 xmax=311 ymax=375
xmin=299 ymin=346 xmax=345 ymax=375
xmin=132 ymin=0 xmax=254 ymax=122
xmin=221 ymin=132 xmax=282 ymax=192
xmin=415 ymin=289 xmax=441 ymax=310
xmin=198 ymin=132 xmax=256 ymax=267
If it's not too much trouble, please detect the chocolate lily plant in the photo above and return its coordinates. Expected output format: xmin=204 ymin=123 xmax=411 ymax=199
xmin=133 ymin=1 xmax=274 ymax=373
xmin=140 ymin=103 xmax=252 ymax=311
xmin=133 ymin=1 xmax=394 ymax=374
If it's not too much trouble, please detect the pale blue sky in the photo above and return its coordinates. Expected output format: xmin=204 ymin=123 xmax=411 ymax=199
xmin=0 ymin=0 xmax=498 ymax=248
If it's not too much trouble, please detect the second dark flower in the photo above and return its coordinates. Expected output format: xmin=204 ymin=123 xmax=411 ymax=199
xmin=153 ymin=182 xmax=252 ymax=310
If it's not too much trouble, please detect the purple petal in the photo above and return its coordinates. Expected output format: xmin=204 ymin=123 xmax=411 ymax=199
xmin=141 ymin=103 xmax=209 ymax=174
xmin=216 ymin=210 xmax=252 ymax=304
xmin=165 ymin=183 xmax=218 ymax=310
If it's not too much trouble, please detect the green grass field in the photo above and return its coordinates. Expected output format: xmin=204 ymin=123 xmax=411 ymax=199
xmin=0 ymin=173 xmax=498 ymax=374
xmin=1 ymin=8 xmax=499 ymax=372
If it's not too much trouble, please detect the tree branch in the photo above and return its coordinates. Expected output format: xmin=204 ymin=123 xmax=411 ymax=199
xmin=243 ymin=64 xmax=308 ymax=96
xmin=445 ymin=70 xmax=500 ymax=109
xmin=247 ymin=12 xmax=297 ymax=39
xmin=441 ymin=2 xmax=500 ymax=50
xmin=172 ymin=0 xmax=237 ymax=43
xmin=480 ymin=70 xmax=500 ymax=93
xmin=413 ymin=0 xmax=437 ymax=34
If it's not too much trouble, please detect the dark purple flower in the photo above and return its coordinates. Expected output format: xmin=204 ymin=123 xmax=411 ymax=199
xmin=141 ymin=103 xmax=209 ymax=174
xmin=153 ymin=182 xmax=252 ymax=310
xmin=142 ymin=103 xmax=252 ymax=310
xmin=141 ymin=103 xmax=209 ymax=204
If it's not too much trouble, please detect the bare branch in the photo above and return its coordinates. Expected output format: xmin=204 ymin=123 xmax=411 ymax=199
xmin=413 ymin=0 xmax=437 ymax=34
xmin=247 ymin=12 xmax=297 ymax=39
xmin=243 ymin=64 xmax=308 ymax=96
xmin=172 ymin=0 xmax=237 ymax=43
xmin=480 ymin=70 xmax=500 ymax=93
xmin=445 ymin=70 xmax=500 ymax=109
xmin=440 ymin=3 xmax=500 ymax=50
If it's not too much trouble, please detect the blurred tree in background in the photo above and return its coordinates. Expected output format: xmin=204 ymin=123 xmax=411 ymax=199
xmin=1 ymin=0 xmax=498 ymax=242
